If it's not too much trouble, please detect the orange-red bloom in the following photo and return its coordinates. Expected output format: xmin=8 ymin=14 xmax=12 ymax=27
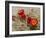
xmin=27 ymin=17 xmax=38 ymax=27
xmin=30 ymin=18 xmax=38 ymax=26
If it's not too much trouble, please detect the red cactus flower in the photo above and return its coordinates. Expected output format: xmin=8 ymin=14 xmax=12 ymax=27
xmin=18 ymin=9 xmax=26 ymax=19
xmin=27 ymin=17 xmax=38 ymax=27
xmin=30 ymin=18 xmax=38 ymax=26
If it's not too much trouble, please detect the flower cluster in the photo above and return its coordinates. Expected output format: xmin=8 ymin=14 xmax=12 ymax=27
xmin=12 ymin=9 xmax=39 ymax=31
xmin=18 ymin=9 xmax=38 ymax=27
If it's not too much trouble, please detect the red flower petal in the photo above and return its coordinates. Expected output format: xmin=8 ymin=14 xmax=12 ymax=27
xmin=18 ymin=9 xmax=26 ymax=19
xmin=27 ymin=17 xmax=31 ymax=24
xmin=27 ymin=17 xmax=38 ymax=27
xmin=30 ymin=18 xmax=38 ymax=26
